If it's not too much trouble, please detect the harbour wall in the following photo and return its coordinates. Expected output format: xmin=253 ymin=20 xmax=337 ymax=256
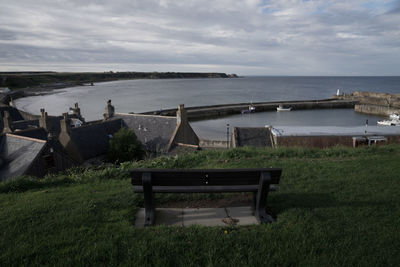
xmin=355 ymin=104 xmax=400 ymax=117
xmin=142 ymin=99 xmax=358 ymax=121
xmin=336 ymin=91 xmax=400 ymax=116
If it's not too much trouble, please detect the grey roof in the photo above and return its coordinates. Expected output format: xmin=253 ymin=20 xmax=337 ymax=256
xmin=0 ymin=106 xmax=24 ymax=121
xmin=69 ymin=119 xmax=123 ymax=160
xmin=0 ymin=106 xmax=25 ymax=133
xmin=13 ymin=128 xmax=48 ymax=140
xmin=12 ymin=120 xmax=40 ymax=130
xmin=0 ymin=134 xmax=46 ymax=181
xmin=270 ymin=126 xmax=400 ymax=137
xmin=114 ymin=113 xmax=178 ymax=152
xmin=12 ymin=115 xmax=76 ymax=138
xmin=234 ymin=127 xmax=272 ymax=147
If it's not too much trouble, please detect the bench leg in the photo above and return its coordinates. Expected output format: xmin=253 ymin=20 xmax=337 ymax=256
xmin=252 ymin=192 xmax=257 ymax=210
xmin=255 ymin=172 xmax=275 ymax=223
xmin=142 ymin=173 xmax=155 ymax=226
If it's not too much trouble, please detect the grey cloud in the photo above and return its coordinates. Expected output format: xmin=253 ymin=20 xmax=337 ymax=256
xmin=0 ymin=0 xmax=399 ymax=75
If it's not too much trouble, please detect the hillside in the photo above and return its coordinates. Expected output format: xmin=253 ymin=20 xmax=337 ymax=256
xmin=1 ymin=145 xmax=400 ymax=266
xmin=0 ymin=71 xmax=237 ymax=90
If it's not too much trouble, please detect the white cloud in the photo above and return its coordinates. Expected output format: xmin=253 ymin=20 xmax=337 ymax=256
xmin=0 ymin=0 xmax=399 ymax=75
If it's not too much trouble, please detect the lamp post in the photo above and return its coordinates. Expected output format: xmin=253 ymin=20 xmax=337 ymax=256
xmin=226 ymin=123 xmax=230 ymax=149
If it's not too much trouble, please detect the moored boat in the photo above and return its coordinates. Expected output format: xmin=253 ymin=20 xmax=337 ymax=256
xmin=277 ymin=104 xmax=291 ymax=111
xmin=377 ymin=119 xmax=400 ymax=126
xmin=249 ymin=104 xmax=256 ymax=112
xmin=389 ymin=113 xmax=399 ymax=120
xmin=377 ymin=113 xmax=400 ymax=126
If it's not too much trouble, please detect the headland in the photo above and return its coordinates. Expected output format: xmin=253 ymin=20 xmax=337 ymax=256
xmin=0 ymin=71 xmax=238 ymax=92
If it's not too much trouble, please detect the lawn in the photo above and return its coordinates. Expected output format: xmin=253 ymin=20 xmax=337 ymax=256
xmin=1 ymin=145 xmax=399 ymax=266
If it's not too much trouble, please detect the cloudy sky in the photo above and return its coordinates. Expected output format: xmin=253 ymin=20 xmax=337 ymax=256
xmin=0 ymin=0 xmax=399 ymax=75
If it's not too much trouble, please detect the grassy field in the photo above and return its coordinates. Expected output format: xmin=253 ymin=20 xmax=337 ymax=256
xmin=1 ymin=145 xmax=400 ymax=266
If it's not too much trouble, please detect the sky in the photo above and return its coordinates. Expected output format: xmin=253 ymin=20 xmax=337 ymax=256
xmin=0 ymin=0 xmax=400 ymax=75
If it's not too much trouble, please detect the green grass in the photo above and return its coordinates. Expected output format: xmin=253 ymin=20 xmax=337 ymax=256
xmin=1 ymin=145 xmax=400 ymax=266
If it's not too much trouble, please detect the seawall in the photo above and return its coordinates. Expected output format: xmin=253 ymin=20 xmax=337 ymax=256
xmin=355 ymin=104 xmax=400 ymax=117
xmin=142 ymin=99 xmax=358 ymax=121
xmin=336 ymin=91 xmax=400 ymax=116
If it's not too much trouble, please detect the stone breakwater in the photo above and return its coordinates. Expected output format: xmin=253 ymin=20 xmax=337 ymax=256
xmin=335 ymin=91 xmax=400 ymax=117
xmin=141 ymin=98 xmax=358 ymax=121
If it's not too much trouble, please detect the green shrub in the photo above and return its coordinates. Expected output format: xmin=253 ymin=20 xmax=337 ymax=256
xmin=108 ymin=127 xmax=145 ymax=164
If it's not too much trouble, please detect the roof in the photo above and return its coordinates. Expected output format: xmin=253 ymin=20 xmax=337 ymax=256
xmin=0 ymin=134 xmax=46 ymax=181
xmin=114 ymin=113 xmax=178 ymax=152
xmin=69 ymin=119 xmax=123 ymax=160
xmin=270 ymin=126 xmax=400 ymax=137
xmin=13 ymin=115 xmax=74 ymax=137
xmin=12 ymin=128 xmax=48 ymax=140
xmin=0 ymin=106 xmax=24 ymax=121
xmin=12 ymin=120 xmax=40 ymax=131
xmin=234 ymin=127 xmax=272 ymax=147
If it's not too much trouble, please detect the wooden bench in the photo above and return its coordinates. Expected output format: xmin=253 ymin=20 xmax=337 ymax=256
xmin=131 ymin=168 xmax=282 ymax=226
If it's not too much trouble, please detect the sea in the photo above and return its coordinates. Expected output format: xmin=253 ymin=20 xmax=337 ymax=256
xmin=15 ymin=76 xmax=400 ymax=140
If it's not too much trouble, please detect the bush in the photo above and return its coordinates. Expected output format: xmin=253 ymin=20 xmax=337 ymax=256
xmin=108 ymin=127 xmax=145 ymax=164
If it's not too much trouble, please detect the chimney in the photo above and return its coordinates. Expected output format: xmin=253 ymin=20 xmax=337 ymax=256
xmin=176 ymin=104 xmax=187 ymax=125
xmin=69 ymin=102 xmax=85 ymax=123
xmin=2 ymin=111 xmax=13 ymax=134
xmin=9 ymin=97 xmax=15 ymax=107
xmin=104 ymin=99 xmax=115 ymax=119
xmin=69 ymin=103 xmax=81 ymax=116
xmin=60 ymin=113 xmax=71 ymax=134
xmin=39 ymin=108 xmax=51 ymax=132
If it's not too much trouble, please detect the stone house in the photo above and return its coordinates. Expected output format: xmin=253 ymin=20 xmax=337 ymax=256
xmin=110 ymin=102 xmax=199 ymax=153
xmin=57 ymin=102 xmax=200 ymax=163
xmin=111 ymin=105 xmax=199 ymax=153
xmin=0 ymin=134 xmax=76 ymax=181
xmin=57 ymin=114 xmax=122 ymax=164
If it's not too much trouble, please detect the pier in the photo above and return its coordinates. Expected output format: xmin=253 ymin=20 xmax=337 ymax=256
xmin=141 ymin=98 xmax=358 ymax=121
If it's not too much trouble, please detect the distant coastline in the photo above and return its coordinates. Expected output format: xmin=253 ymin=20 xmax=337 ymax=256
xmin=0 ymin=71 xmax=238 ymax=93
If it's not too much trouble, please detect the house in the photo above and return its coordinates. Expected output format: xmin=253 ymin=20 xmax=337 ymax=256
xmin=110 ymin=103 xmax=200 ymax=153
xmin=1 ymin=106 xmax=85 ymax=137
xmin=0 ymin=106 xmax=25 ymax=134
xmin=269 ymin=126 xmax=400 ymax=148
xmin=58 ymin=113 xmax=122 ymax=164
xmin=0 ymin=134 xmax=76 ymax=181
xmin=0 ymin=100 xmax=201 ymax=175
xmin=58 ymin=101 xmax=200 ymax=163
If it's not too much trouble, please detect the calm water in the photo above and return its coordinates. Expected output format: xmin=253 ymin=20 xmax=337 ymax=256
xmin=191 ymin=109 xmax=383 ymax=140
xmin=15 ymin=76 xmax=399 ymax=139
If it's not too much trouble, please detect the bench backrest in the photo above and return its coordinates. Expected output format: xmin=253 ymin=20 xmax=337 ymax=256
xmin=131 ymin=168 xmax=282 ymax=186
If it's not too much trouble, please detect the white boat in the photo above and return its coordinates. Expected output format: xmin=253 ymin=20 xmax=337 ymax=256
xmin=249 ymin=104 xmax=256 ymax=112
xmin=377 ymin=119 xmax=400 ymax=126
xmin=377 ymin=113 xmax=400 ymax=126
xmin=241 ymin=104 xmax=256 ymax=114
xmin=277 ymin=104 xmax=291 ymax=111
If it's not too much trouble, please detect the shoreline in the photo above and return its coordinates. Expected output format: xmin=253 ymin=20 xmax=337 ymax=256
xmin=0 ymin=72 xmax=238 ymax=104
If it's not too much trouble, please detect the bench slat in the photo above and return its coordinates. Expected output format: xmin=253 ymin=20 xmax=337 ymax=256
xmin=131 ymin=168 xmax=281 ymax=186
xmin=134 ymin=185 xmax=277 ymax=193
xmin=134 ymin=185 xmax=258 ymax=193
